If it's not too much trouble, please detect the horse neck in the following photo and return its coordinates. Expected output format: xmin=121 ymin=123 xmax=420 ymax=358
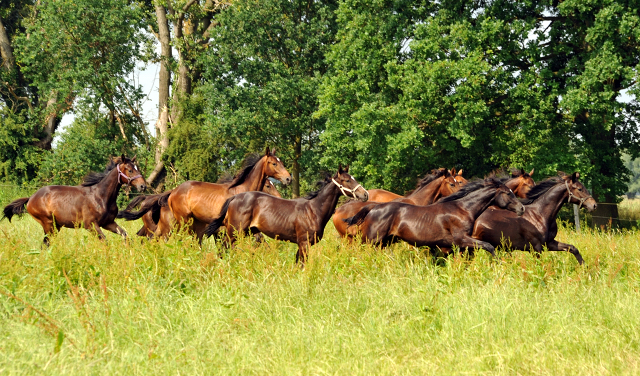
xmin=505 ymin=178 xmax=525 ymax=198
xmin=527 ymin=183 xmax=569 ymax=226
xmin=234 ymin=157 xmax=267 ymax=193
xmin=455 ymin=187 xmax=501 ymax=220
xmin=404 ymin=177 xmax=442 ymax=205
xmin=96 ymin=167 xmax=123 ymax=205
xmin=309 ymin=182 xmax=343 ymax=226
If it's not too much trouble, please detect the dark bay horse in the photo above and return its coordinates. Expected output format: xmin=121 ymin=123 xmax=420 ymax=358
xmin=344 ymin=178 xmax=524 ymax=256
xmin=205 ymin=165 xmax=369 ymax=265
xmin=2 ymin=155 xmax=146 ymax=245
xmin=333 ymin=168 xmax=461 ymax=239
xmin=156 ymin=147 xmax=292 ymax=242
xmin=119 ymin=179 xmax=281 ymax=238
xmin=472 ymin=172 xmax=596 ymax=264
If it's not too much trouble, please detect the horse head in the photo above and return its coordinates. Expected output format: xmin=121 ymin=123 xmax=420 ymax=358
xmin=332 ymin=164 xmax=368 ymax=201
xmin=452 ymin=168 xmax=468 ymax=186
xmin=435 ymin=168 xmax=461 ymax=201
xmin=116 ymin=154 xmax=147 ymax=192
xmin=263 ymin=178 xmax=282 ymax=198
xmin=491 ymin=178 xmax=525 ymax=216
xmin=507 ymin=168 xmax=536 ymax=198
xmin=263 ymin=147 xmax=292 ymax=186
xmin=561 ymin=172 xmax=597 ymax=211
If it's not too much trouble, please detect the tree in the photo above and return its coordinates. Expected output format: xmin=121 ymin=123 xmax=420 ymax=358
xmin=202 ymin=0 xmax=339 ymax=196
xmin=318 ymin=0 xmax=640 ymax=208
xmin=0 ymin=0 xmax=152 ymax=182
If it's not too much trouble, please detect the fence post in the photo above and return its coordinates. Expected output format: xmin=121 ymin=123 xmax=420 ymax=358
xmin=573 ymin=204 xmax=580 ymax=232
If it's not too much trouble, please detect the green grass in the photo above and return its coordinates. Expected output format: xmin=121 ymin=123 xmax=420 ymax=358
xmin=1 ymin=199 xmax=640 ymax=374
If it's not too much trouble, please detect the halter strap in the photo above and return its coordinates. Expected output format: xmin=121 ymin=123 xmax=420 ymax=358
xmin=565 ymin=180 xmax=591 ymax=209
xmin=117 ymin=163 xmax=142 ymax=185
xmin=331 ymin=178 xmax=364 ymax=199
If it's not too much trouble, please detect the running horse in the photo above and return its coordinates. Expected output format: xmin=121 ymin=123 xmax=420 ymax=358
xmin=344 ymin=178 xmax=525 ymax=256
xmin=156 ymin=147 xmax=291 ymax=242
xmin=119 ymin=179 xmax=282 ymax=238
xmin=333 ymin=168 xmax=461 ymax=239
xmin=205 ymin=165 xmax=368 ymax=265
xmin=472 ymin=172 xmax=596 ymax=264
xmin=2 ymin=155 xmax=146 ymax=245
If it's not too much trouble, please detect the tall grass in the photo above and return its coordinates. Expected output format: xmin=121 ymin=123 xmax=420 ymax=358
xmin=1 ymin=197 xmax=639 ymax=374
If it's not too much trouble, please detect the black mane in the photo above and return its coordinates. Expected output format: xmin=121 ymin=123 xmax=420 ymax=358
xmin=81 ymin=158 xmax=125 ymax=186
xmin=406 ymin=168 xmax=449 ymax=194
xmin=227 ymin=153 xmax=262 ymax=188
xmin=438 ymin=177 xmax=504 ymax=203
xmin=304 ymin=174 xmax=332 ymax=200
xmin=520 ymin=175 xmax=563 ymax=205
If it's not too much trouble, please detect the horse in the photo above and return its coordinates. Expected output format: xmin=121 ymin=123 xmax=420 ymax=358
xmin=344 ymin=178 xmax=525 ymax=256
xmin=332 ymin=168 xmax=461 ymax=239
xmin=119 ymin=179 xmax=282 ymax=238
xmin=472 ymin=172 xmax=596 ymax=264
xmin=505 ymin=168 xmax=535 ymax=197
xmin=155 ymin=147 xmax=292 ymax=243
xmin=205 ymin=165 xmax=368 ymax=265
xmin=453 ymin=168 xmax=468 ymax=185
xmin=2 ymin=155 xmax=146 ymax=245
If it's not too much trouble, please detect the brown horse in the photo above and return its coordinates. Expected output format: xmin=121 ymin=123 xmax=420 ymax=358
xmin=119 ymin=179 xmax=282 ymax=238
xmin=155 ymin=147 xmax=292 ymax=242
xmin=505 ymin=168 xmax=535 ymax=197
xmin=453 ymin=168 xmax=468 ymax=185
xmin=472 ymin=172 xmax=596 ymax=264
xmin=344 ymin=178 xmax=524 ymax=256
xmin=365 ymin=168 xmax=463 ymax=202
xmin=205 ymin=165 xmax=368 ymax=265
xmin=332 ymin=168 xmax=461 ymax=239
xmin=2 ymin=155 xmax=146 ymax=245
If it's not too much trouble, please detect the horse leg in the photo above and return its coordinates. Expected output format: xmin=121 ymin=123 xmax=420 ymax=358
xmin=295 ymin=241 xmax=310 ymax=266
xmin=546 ymin=240 xmax=584 ymax=265
xmin=34 ymin=217 xmax=56 ymax=247
xmin=87 ymin=221 xmax=107 ymax=240
xmin=192 ymin=220 xmax=208 ymax=246
xmin=103 ymin=222 xmax=128 ymax=239
xmin=455 ymin=235 xmax=496 ymax=257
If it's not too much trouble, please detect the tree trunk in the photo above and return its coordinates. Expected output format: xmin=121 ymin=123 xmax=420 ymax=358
xmin=0 ymin=16 xmax=15 ymax=71
xmin=147 ymin=4 xmax=172 ymax=186
xmin=34 ymin=95 xmax=60 ymax=150
xmin=291 ymin=135 xmax=302 ymax=198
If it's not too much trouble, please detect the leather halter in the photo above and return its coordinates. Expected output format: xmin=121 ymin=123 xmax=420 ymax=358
xmin=565 ymin=180 xmax=591 ymax=209
xmin=117 ymin=163 xmax=142 ymax=185
xmin=331 ymin=178 xmax=365 ymax=199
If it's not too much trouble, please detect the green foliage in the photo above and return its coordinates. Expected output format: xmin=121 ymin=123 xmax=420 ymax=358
xmin=202 ymin=0 xmax=338 ymax=193
xmin=163 ymin=95 xmax=220 ymax=184
xmin=37 ymin=113 xmax=151 ymax=186
xmin=318 ymin=0 xmax=639 ymax=196
xmin=0 ymin=107 xmax=42 ymax=183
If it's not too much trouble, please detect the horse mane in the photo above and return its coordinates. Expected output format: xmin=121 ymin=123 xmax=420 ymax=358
xmin=304 ymin=174 xmax=332 ymax=200
xmin=216 ymin=172 xmax=234 ymax=184
xmin=227 ymin=153 xmax=262 ymax=188
xmin=438 ymin=177 xmax=503 ymax=203
xmin=405 ymin=168 xmax=449 ymax=194
xmin=520 ymin=175 xmax=564 ymax=205
xmin=81 ymin=157 xmax=128 ymax=187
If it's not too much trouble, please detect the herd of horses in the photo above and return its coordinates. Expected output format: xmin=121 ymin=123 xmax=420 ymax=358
xmin=2 ymin=147 xmax=597 ymax=265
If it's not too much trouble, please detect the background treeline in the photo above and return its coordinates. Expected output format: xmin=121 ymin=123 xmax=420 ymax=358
xmin=1 ymin=1 xmax=639 ymax=207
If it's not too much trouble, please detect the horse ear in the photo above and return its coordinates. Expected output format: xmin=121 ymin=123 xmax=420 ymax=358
xmin=529 ymin=168 xmax=534 ymax=177
xmin=120 ymin=154 xmax=126 ymax=163
xmin=132 ymin=155 xmax=137 ymax=162
xmin=265 ymin=146 xmax=271 ymax=156
xmin=572 ymin=171 xmax=580 ymax=181
xmin=458 ymin=169 xmax=463 ymax=176
xmin=451 ymin=168 xmax=456 ymax=176
xmin=520 ymin=168 xmax=525 ymax=175
xmin=345 ymin=165 xmax=349 ymax=172
xmin=338 ymin=163 xmax=343 ymax=173
xmin=271 ymin=147 xmax=276 ymax=155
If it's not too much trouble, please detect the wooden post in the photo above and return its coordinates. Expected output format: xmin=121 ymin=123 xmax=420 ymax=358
xmin=573 ymin=204 xmax=581 ymax=232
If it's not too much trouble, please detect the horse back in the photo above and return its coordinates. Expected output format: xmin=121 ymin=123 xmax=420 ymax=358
xmin=27 ymin=185 xmax=89 ymax=226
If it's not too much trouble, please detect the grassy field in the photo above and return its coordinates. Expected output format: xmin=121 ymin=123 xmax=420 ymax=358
xmin=1 ymin=190 xmax=640 ymax=374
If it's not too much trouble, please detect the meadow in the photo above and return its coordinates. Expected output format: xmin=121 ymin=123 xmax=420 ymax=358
xmin=1 ymin=188 xmax=640 ymax=375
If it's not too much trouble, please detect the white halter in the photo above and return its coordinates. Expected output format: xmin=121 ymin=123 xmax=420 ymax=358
xmin=117 ymin=164 xmax=142 ymax=185
xmin=331 ymin=178 xmax=364 ymax=199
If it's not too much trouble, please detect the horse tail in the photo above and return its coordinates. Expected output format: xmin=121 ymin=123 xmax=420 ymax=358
xmin=2 ymin=197 xmax=30 ymax=222
xmin=204 ymin=196 xmax=235 ymax=238
xmin=158 ymin=191 xmax=172 ymax=207
xmin=123 ymin=194 xmax=149 ymax=211
xmin=118 ymin=195 xmax=162 ymax=221
xmin=344 ymin=205 xmax=374 ymax=227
